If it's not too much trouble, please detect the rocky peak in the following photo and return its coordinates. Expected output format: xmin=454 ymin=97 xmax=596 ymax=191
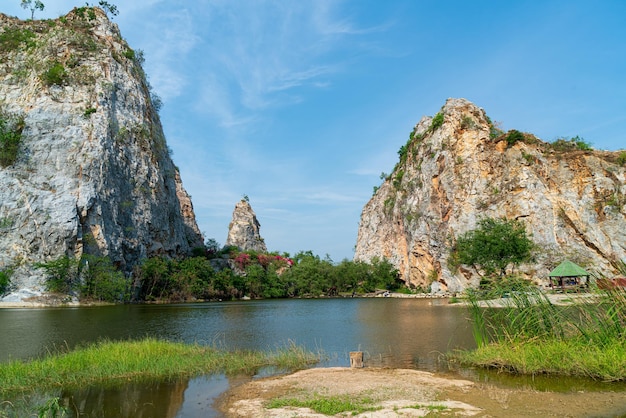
xmin=354 ymin=98 xmax=626 ymax=293
xmin=225 ymin=199 xmax=267 ymax=253
xmin=0 ymin=8 xmax=204 ymax=301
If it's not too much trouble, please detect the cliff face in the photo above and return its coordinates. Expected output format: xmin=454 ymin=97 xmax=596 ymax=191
xmin=225 ymin=199 xmax=267 ymax=253
xmin=0 ymin=8 xmax=203 ymax=300
xmin=354 ymin=98 xmax=626 ymax=293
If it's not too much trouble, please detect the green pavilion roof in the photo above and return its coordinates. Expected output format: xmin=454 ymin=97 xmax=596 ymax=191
xmin=549 ymin=260 xmax=590 ymax=277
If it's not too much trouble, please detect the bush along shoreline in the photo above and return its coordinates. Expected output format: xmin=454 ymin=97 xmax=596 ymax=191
xmin=452 ymin=287 xmax=626 ymax=381
xmin=10 ymin=248 xmax=404 ymax=304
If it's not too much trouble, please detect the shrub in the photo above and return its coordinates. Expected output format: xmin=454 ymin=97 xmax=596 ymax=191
xmin=460 ymin=115 xmax=475 ymax=129
xmin=486 ymin=116 xmax=504 ymax=139
xmin=41 ymin=61 xmax=68 ymax=86
xmin=616 ymin=151 xmax=626 ymax=166
xmin=550 ymin=136 xmax=593 ymax=152
xmin=35 ymin=256 xmax=79 ymax=294
xmin=392 ymin=169 xmax=404 ymax=189
xmin=505 ymin=130 xmax=524 ymax=146
xmin=430 ymin=112 xmax=444 ymax=131
xmin=123 ymin=48 xmax=135 ymax=60
xmin=0 ymin=270 xmax=11 ymax=295
xmin=0 ymin=111 xmax=25 ymax=167
xmin=80 ymin=255 xmax=130 ymax=302
xmin=0 ymin=27 xmax=36 ymax=54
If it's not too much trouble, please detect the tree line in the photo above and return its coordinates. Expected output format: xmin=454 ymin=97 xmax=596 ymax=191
xmin=31 ymin=248 xmax=401 ymax=303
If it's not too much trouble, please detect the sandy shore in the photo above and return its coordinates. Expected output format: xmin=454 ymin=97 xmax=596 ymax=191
xmin=219 ymin=367 xmax=626 ymax=417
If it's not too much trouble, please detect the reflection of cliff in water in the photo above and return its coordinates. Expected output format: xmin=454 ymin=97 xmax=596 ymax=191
xmin=58 ymin=375 xmax=229 ymax=417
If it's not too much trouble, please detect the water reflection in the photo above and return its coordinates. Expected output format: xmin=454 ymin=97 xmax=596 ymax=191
xmin=3 ymin=298 xmax=624 ymax=417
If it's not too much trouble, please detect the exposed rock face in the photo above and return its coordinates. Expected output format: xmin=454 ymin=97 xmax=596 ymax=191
xmin=225 ymin=199 xmax=267 ymax=253
xmin=354 ymin=98 xmax=626 ymax=293
xmin=0 ymin=8 xmax=203 ymax=300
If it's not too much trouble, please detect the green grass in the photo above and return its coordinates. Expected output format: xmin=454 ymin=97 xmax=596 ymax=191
xmin=0 ymin=338 xmax=320 ymax=395
xmin=455 ymin=287 xmax=626 ymax=381
xmin=267 ymin=395 xmax=382 ymax=415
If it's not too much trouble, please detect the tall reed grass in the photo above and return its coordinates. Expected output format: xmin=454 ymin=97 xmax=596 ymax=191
xmin=458 ymin=287 xmax=626 ymax=381
xmin=0 ymin=338 xmax=321 ymax=395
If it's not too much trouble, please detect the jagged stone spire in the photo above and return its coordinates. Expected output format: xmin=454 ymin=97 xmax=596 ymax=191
xmin=225 ymin=198 xmax=267 ymax=252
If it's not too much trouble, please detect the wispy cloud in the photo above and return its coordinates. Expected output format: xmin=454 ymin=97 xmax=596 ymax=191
xmin=186 ymin=1 xmax=370 ymax=125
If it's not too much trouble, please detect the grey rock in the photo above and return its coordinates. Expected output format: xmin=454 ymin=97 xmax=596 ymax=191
xmin=0 ymin=9 xmax=203 ymax=301
xmin=225 ymin=199 xmax=267 ymax=253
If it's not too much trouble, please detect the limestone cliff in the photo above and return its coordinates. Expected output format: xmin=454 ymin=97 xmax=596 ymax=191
xmin=0 ymin=8 xmax=203 ymax=301
xmin=225 ymin=199 xmax=267 ymax=253
xmin=354 ymin=98 xmax=626 ymax=293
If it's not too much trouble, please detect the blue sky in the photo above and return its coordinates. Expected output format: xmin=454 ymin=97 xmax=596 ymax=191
xmin=3 ymin=1 xmax=625 ymax=261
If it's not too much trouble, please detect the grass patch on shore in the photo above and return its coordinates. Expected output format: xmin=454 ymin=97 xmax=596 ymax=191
xmin=454 ymin=287 xmax=626 ymax=381
xmin=0 ymin=338 xmax=320 ymax=395
xmin=267 ymin=395 xmax=382 ymax=415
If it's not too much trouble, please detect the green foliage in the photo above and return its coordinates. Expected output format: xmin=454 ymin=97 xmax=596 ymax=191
xmin=21 ymin=0 xmax=45 ymax=20
xmin=397 ymin=143 xmax=408 ymax=165
xmin=504 ymin=129 xmax=524 ymax=146
xmin=267 ymin=396 xmax=381 ymax=415
xmin=123 ymin=48 xmax=135 ymax=60
xmin=392 ymin=169 xmax=404 ymax=189
xmin=97 ymin=1 xmax=119 ymax=17
xmin=0 ymin=27 xmax=37 ymax=53
xmin=41 ymin=61 xmax=68 ymax=86
xmin=0 ymin=269 xmax=12 ymax=295
xmin=137 ymin=256 xmax=235 ymax=302
xmin=616 ymin=151 xmax=626 ymax=166
xmin=35 ymin=255 xmax=129 ymax=302
xmin=0 ymin=338 xmax=319 ymax=396
xmin=521 ymin=151 xmax=534 ymax=164
xmin=73 ymin=6 xmax=97 ymax=21
xmin=80 ymin=255 xmax=129 ymax=302
xmin=83 ymin=107 xmax=96 ymax=118
xmin=460 ymin=288 xmax=626 ymax=381
xmin=35 ymin=256 xmax=79 ymax=294
xmin=0 ymin=110 xmax=25 ymax=167
xmin=485 ymin=115 xmax=504 ymax=139
xmin=453 ymin=217 xmax=534 ymax=276
xmin=36 ymin=397 xmax=67 ymax=418
xmin=430 ymin=112 xmax=444 ymax=131
xmin=460 ymin=115 xmax=475 ymax=129
xmin=550 ymin=135 xmax=593 ymax=152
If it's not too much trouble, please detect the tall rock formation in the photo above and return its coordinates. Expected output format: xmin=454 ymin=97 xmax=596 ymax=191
xmin=354 ymin=98 xmax=626 ymax=293
xmin=0 ymin=8 xmax=203 ymax=301
xmin=225 ymin=199 xmax=267 ymax=253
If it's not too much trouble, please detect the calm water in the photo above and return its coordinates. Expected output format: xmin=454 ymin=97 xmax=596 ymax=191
xmin=0 ymin=298 xmax=472 ymax=417
xmin=0 ymin=298 xmax=472 ymax=368
xmin=2 ymin=298 xmax=624 ymax=417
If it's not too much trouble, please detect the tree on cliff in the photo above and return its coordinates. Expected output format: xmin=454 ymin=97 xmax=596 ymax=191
xmin=454 ymin=217 xmax=534 ymax=276
xmin=20 ymin=0 xmax=44 ymax=20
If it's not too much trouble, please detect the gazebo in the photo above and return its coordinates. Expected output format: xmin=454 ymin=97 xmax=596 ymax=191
xmin=548 ymin=260 xmax=590 ymax=291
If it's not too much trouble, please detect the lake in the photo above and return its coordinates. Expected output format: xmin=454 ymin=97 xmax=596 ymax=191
xmin=1 ymin=298 xmax=624 ymax=417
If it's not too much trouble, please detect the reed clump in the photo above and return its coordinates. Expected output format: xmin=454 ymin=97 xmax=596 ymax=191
xmin=0 ymin=338 xmax=321 ymax=395
xmin=456 ymin=287 xmax=626 ymax=381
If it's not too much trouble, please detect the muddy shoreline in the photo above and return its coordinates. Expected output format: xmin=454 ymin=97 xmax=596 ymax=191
xmin=218 ymin=367 xmax=626 ymax=417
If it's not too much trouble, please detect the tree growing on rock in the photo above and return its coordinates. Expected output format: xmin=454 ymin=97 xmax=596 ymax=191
xmin=20 ymin=0 xmax=44 ymax=20
xmin=453 ymin=217 xmax=534 ymax=276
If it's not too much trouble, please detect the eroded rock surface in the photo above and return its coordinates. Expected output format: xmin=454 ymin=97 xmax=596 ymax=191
xmin=0 ymin=8 xmax=203 ymax=300
xmin=225 ymin=199 xmax=267 ymax=253
xmin=354 ymin=98 xmax=626 ymax=293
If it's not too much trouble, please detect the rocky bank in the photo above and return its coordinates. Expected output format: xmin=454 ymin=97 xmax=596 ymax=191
xmin=354 ymin=98 xmax=626 ymax=293
xmin=0 ymin=8 xmax=203 ymax=301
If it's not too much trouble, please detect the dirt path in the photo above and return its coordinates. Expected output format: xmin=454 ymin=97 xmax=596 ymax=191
xmin=219 ymin=367 xmax=626 ymax=417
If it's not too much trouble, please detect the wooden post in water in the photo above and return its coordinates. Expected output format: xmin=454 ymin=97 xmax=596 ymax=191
xmin=349 ymin=351 xmax=363 ymax=368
